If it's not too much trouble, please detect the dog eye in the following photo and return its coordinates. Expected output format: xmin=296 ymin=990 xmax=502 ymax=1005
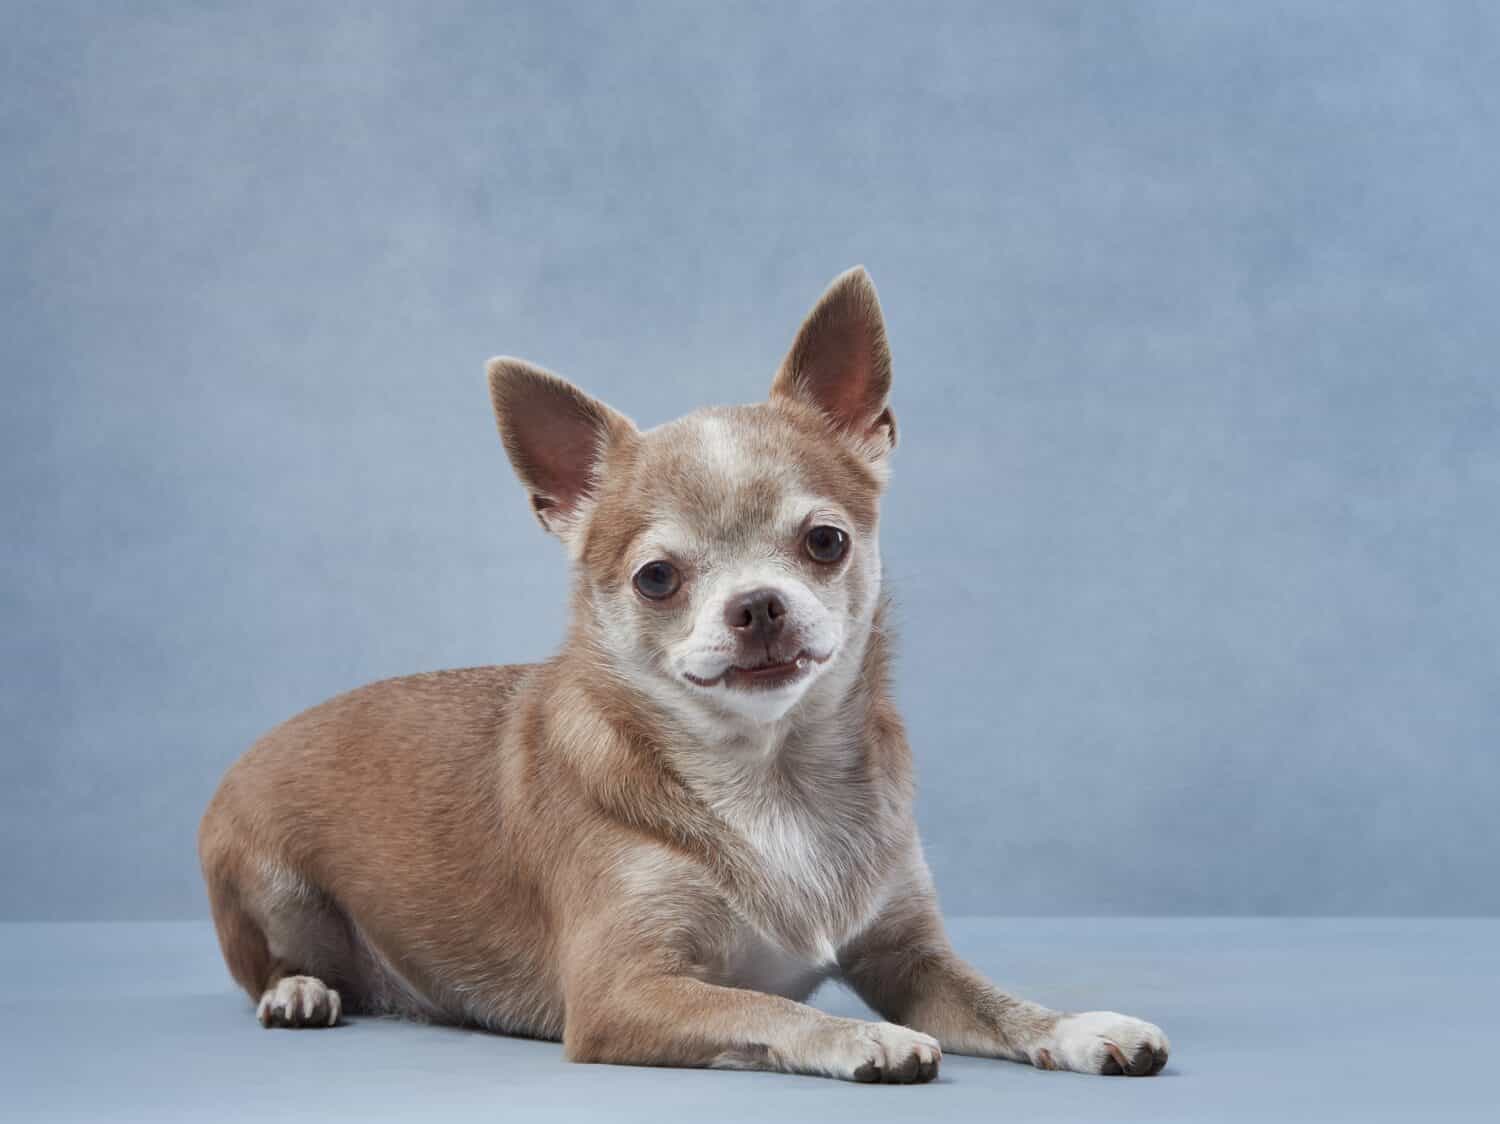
xmin=804 ymin=525 xmax=849 ymax=564
xmin=633 ymin=560 xmax=681 ymax=600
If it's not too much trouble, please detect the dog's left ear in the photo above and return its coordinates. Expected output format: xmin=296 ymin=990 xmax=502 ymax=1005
xmin=770 ymin=266 xmax=896 ymax=460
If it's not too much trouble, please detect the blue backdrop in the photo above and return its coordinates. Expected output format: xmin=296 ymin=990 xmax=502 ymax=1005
xmin=4 ymin=1 xmax=1496 ymax=919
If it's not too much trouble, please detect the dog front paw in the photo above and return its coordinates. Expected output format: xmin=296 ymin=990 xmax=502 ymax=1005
xmin=257 ymin=975 xmax=342 ymax=1028
xmin=817 ymin=1020 xmax=941 ymax=1084
xmin=1035 ymin=1011 xmax=1168 ymax=1076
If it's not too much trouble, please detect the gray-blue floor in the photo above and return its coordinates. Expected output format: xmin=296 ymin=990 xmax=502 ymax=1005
xmin=3 ymin=918 xmax=1495 ymax=1122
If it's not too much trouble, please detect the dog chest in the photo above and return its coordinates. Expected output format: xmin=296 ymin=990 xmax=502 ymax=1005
xmin=722 ymin=920 xmax=834 ymax=1000
xmin=708 ymin=792 xmax=873 ymax=999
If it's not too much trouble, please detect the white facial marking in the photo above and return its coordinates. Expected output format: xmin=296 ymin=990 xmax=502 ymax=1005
xmin=696 ymin=414 xmax=758 ymax=481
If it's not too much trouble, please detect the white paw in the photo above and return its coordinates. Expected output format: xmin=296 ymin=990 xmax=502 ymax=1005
xmin=1035 ymin=1011 xmax=1169 ymax=1076
xmin=829 ymin=1021 xmax=941 ymax=1084
xmin=257 ymin=975 xmax=342 ymax=1028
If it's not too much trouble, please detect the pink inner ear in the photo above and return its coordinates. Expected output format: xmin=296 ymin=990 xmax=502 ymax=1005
xmin=822 ymin=336 xmax=877 ymax=431
xmin=493 ymin=366 xmax=621 ymax=518
xmin=773 ymin=270 xmax=893 ymax=439
xmin=527 ymin=417 xmax=604 ymax=512
xmin=787 ymin=310 xmax=889 ymax=435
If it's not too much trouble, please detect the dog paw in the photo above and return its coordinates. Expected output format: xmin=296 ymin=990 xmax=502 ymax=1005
xmin=1036 ymin=1011 xmax=1168 ymax=1076
xmin=257 ymin=975 xmax=342 ymax=1028
xmin=830 ymin=1021 xmax=941 ymax=1084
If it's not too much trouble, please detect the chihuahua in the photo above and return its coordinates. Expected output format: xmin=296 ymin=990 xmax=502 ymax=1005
xmin=199 ymin=268 xmax=1169 ymax=1083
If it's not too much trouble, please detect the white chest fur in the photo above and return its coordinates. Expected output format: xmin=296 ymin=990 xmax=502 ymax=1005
xmin=722 ymin=922 xmax=834 ymax=1000
xmin=709 ymin=775 xmax=881 ymax=998
xmin=671 ymin=724 xmax=897 ymax=999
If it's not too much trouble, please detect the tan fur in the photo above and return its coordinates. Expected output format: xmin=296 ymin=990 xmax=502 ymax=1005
xmin=199 ymin=267 xmax=1169 ymax=1082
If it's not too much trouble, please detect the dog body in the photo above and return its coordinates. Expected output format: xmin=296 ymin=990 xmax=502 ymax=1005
xmin=199 ymin=269 xmax=1169 ymax=1082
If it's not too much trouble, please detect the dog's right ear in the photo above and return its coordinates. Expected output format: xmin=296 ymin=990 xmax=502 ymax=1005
xmin=486 ymin=357 xmax=636 ymax=544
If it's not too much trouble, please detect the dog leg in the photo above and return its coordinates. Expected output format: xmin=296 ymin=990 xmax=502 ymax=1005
xmin=841 ymin=891 xmax=1168 ymax=1076
xmin=200 ymin=839 xmax=348 ymax=1029
xmin=256 ymin=970 xmax=343 ymax=1028
xmin=564 ymin=974 xmax=939 ymax=1083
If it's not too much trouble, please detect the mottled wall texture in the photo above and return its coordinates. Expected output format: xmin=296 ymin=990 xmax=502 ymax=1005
xmin=4 ymin=1 xmax=1497 ymax=919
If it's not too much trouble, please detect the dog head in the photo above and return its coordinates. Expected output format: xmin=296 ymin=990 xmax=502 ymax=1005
xmin=488 ymin=268 xmax=896 ymax=729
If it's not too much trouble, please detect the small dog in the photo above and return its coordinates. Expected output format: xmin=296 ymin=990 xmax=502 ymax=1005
xmin=199 ymin=268 xmax=1169 ymax=1082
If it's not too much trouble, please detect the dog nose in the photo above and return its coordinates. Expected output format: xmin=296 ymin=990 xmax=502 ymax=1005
xmin=724 ymin=588 xmax=787 ymax=639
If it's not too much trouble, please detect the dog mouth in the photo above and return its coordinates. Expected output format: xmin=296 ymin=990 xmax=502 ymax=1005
xmin=683 ymin=649 xmax=832 ymax=691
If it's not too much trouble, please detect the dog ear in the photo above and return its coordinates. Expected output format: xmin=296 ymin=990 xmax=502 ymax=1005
xmin=770 ymin=266 xmax=896 ymax=459
xmin=486 ymin=357 xmax=636 ymax=543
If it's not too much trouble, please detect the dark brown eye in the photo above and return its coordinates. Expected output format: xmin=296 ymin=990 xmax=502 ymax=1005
xmin=633 ymin=560 xmax=681 ymax=600
xmin=804 ymin=525 xmax=849 ymax=564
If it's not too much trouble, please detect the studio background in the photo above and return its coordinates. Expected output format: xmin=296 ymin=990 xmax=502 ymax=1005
xmin=4 ymin=0 xmax=1497 ymax=922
